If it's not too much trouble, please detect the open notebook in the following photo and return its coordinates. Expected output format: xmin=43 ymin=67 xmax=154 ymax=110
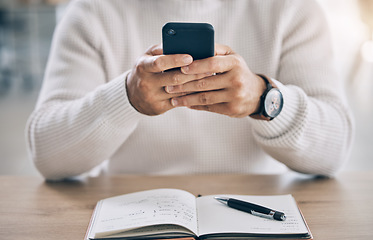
xmin=85 ymin=188 xmax=312 ymax=240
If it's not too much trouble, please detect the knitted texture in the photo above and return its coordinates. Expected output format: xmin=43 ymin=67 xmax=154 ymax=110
xmin=26 ymin=0 xmax=354 ymax=180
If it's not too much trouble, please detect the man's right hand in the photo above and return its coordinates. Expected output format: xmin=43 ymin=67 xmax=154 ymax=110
xmin=126 ymin=44 xmax=211 ymax=116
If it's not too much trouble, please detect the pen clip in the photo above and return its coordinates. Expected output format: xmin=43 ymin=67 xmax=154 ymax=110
xmin=250 ymin=210 xmax=275 ymax=220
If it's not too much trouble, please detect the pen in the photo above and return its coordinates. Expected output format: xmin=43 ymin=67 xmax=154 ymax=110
xmin=214 ymin=197 xmax=286 ymax=221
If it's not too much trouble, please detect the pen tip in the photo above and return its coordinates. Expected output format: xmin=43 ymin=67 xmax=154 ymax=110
xmin=214 ymin=196 xmax=228 ymax=205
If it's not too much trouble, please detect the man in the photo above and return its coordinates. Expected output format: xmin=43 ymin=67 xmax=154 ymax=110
xmin=26 ymin=0 xmax=354 ymax=180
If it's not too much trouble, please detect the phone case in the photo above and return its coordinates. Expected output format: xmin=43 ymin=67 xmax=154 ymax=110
xmin=162 ymin=22 xmax=214 ymax=60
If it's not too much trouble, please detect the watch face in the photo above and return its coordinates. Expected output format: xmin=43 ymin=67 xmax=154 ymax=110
xmin=264 ymin=88 xmax=283 ymax=118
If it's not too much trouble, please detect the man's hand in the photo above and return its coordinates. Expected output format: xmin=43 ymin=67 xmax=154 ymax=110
xmin=126 ymin=45 xmax=211 ymax=116
xmin=165 ymin=44 xmax=267 ymax=118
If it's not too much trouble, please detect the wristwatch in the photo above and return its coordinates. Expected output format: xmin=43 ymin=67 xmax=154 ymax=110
xmin=250 ymin=74 xmax=284 ymax=121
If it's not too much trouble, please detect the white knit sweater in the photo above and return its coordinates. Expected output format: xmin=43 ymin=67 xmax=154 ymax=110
xmin=27 ymin=0 xmax=354 ymax=180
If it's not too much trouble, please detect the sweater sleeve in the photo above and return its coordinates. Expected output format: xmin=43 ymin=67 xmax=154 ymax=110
xmin=26 ymin=1 xmax=144 ymax=180
xmin=249 ymin=0 xmax=354 ymax=176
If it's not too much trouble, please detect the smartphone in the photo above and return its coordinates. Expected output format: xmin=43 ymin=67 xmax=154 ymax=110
xmin=162 ymin=22 xmax=214 ymax=60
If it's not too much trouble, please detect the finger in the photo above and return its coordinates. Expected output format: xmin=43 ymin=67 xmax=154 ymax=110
xmin=180 ymin=55 xmax=237 ymax=75
xmin=145 ymin=44 xmax=163 ymax=56
xmin=158 ymin=89 xmax=189 ymax=101
xmin=214 ymin=43 xmax=234 ymax=56
xmin=161 ymin=71 xmax=214 ymax=90
xmin=164 ymin=73 xmax=228 ymax=94
xmin=170 ymin=90 xmax=230 ymax=107
xmin=141 ymin=54 xmax=193 ymax=73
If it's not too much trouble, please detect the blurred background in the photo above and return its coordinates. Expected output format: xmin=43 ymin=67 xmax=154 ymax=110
xmin=0 ymin=0 xmax=372 ymax=176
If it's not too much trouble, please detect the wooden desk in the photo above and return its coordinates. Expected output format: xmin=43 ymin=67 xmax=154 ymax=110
xmin=0 ymin=172 xmax=372 ymax=239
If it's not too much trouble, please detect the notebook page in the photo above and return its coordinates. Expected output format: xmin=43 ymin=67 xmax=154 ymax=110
xmin=92 ymin=189 xmax=198 ymax=238
xmin=196 ymin=194 xmax=308 ymax=236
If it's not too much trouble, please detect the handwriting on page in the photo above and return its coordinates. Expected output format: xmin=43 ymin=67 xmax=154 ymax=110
xmin=279 ymin=208 xmax=305 ymax=232
xmin=116 ymin=195 xmax=195 ymax=222
xmin=95 ymin=189 xmax=198 ymax=236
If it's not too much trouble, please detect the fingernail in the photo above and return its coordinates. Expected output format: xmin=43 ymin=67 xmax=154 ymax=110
xmin=166 ymin=86 xmax=174 ymax=93
xmin=183 ymin=55 xmax=193 ymax=64
xmin=181 ymin=66 xmax=189 ymax=73
xmin=171 ymin=98 xmax=179 ymax=106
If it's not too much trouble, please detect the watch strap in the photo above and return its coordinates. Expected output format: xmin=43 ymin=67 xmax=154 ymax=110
xmin=250 ymin=74 xmax=277 ymax=121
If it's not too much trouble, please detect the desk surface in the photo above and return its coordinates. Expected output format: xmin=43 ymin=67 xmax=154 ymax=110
xmin=0 ymin=172 xmax=372 ymax=239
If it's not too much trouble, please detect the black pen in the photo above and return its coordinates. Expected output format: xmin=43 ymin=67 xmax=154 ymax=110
xmin=214 ymin=197 xmax=286 ymax=221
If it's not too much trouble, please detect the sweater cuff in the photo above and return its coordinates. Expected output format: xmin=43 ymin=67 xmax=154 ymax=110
xmin=249 ymin=79 xmax=306 ymax=139
xmin=100 ymin=70 xmax=147 ymax=128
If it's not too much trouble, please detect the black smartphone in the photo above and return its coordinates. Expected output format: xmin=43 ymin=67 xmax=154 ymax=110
xmin=162 ymin=22 xmax=214 ymax=60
